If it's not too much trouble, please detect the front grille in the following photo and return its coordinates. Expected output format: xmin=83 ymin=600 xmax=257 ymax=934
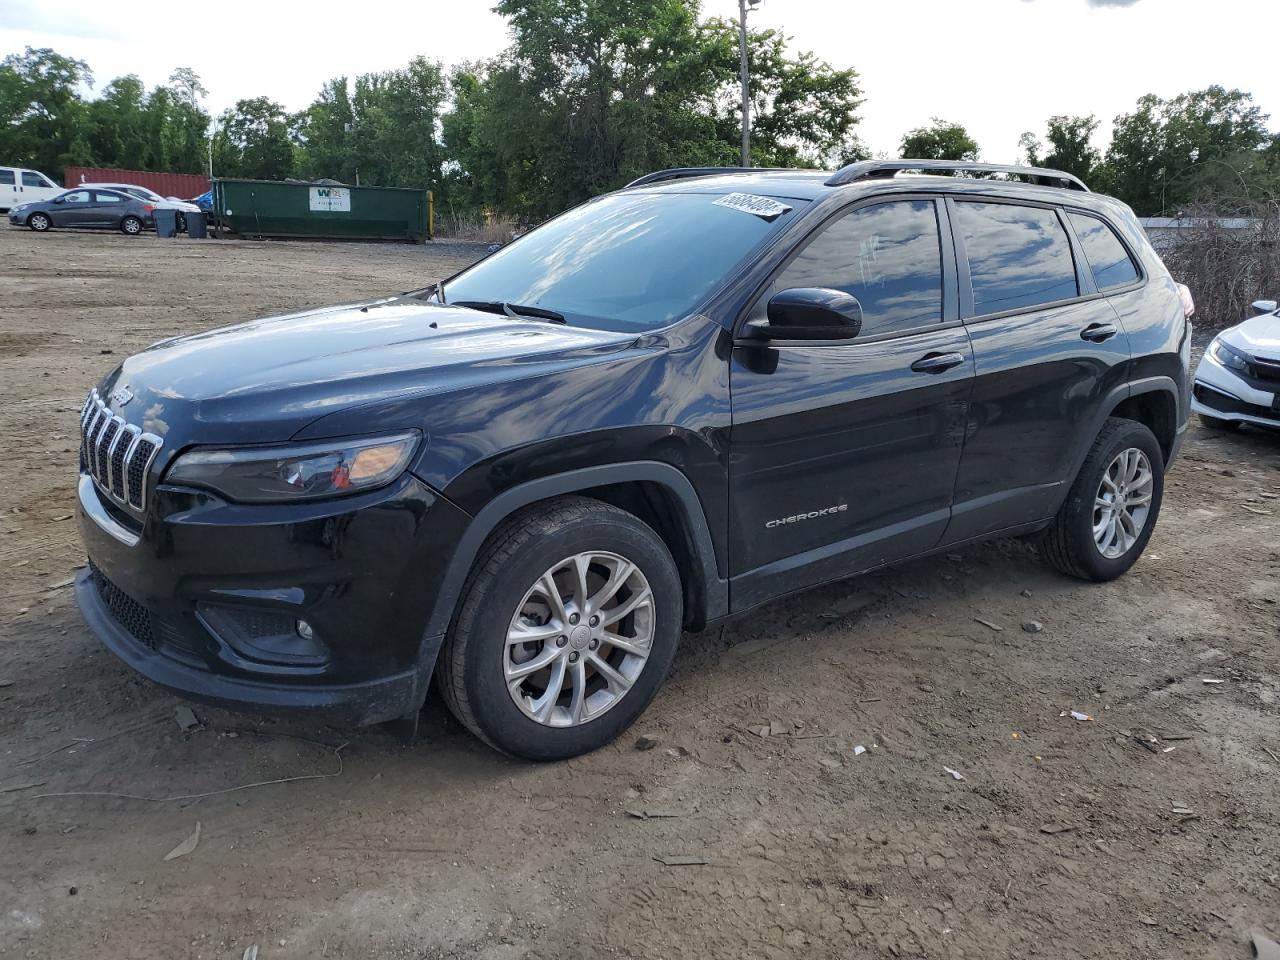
xmin=1251 ymin=356 xmax=1280 ymax=386
xmin=79 ymin=390 xmax=163 ymax=512
xmin=90 ymin=562 xmax=155 ymax=649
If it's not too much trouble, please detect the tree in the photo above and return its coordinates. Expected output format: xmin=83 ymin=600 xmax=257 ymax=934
xmin=1098 ymin=87 xmax=1271 ymax=214
xmin=706 ymin=21 xmax=863 ymax=168
xmin=440 ymin=0 xmax=864 ymax=219
xmin=900 ymin=119 xmax=979 ymax=161
xmin=1019 ymin=115 xmax=1100 ymax=184
xmin=213 ymin=97 xmax=294 ymax=180
xmin=0 ymin=46 xmax=93 ymax=176
xmin=168 ymin=67 xmax=207 ymax=107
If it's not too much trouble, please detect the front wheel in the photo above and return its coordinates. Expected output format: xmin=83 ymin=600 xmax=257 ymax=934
xmin=28 ymin=213 xmax=50 ymax=232
xmin=120 ymin=216 xmax=143 ymax=235
xmin=1040 ymin=417 xmax=1165 ymax=582
xmin=437 ymin=497 xmax=682 ymax=760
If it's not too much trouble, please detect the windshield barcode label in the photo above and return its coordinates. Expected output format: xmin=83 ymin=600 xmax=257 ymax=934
xmin=713 ymin=192 xmax=792 ymax=220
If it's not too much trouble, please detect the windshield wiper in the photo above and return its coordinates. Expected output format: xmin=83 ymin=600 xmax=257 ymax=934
xmin=451 ymin=299 xmax=566 ymax=324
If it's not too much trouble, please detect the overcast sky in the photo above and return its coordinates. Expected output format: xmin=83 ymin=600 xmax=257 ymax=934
xmin=2 ymin=0 xmax=1276 ymax=162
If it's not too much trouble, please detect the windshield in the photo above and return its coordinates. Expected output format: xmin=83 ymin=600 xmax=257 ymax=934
xmin=123 ymin=187 xmax=163 ymax=202
xmin=439 ymin=190 xmax=805 ymax=332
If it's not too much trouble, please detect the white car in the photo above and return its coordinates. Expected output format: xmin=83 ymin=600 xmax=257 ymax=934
xmin=1192 ymin=299 xmax=1280 ymax=431
xmin=0 ymin=166 xmax=61 ymax=211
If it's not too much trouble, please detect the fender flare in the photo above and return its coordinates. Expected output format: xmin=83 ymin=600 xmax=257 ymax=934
xmin=1069 ymin=375 xmax=1181 ymax=482
xmin=421 ymin=461 xmax=728 ymax=641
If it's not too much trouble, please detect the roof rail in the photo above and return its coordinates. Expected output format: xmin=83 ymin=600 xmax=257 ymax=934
xmin=825 ymin=159 xmax=1089 ymax=192
xmin=625 ymin=166 xmax=813 ymax=188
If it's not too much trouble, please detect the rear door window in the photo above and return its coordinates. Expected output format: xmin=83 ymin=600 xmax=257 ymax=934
xmin=0 ymin=170 xmax=14 ymax=186
xmin=1067 ymin=212 xmax=1140 ymax=291
xmin=766 ymin=199 xmax=944 ymax=337
xmin=94 ymin=190 xmax=125 ymax=204
xmin=954 ymin=201 xmax=1078 ymax=316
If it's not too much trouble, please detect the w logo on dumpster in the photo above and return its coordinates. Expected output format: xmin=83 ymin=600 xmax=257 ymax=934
xmin=309 ymin=186 xmax=351 ymax=212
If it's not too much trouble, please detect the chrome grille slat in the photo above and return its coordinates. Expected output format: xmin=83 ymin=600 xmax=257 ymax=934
xmin=78 ymin=390 xmax=163 ymax=514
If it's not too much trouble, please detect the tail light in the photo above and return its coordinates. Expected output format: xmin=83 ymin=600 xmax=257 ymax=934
xmin=143 ymin=203 xmax=155 ymax=213
xmin=1177 ymin=283 xmax=1195 ymax=319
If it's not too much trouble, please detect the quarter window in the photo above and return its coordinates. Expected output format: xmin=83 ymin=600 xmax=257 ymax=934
xmin=768 ymin=199 xmax=944 ymax=337
xmin=955 ymin=201 xmax=1078 ymax=315
xmin=1068 ymin=212 xmax=1139 ymax=291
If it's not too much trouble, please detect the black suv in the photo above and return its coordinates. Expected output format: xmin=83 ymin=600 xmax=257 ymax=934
xmin=75 ymin=160 xmax=1191 ymax=759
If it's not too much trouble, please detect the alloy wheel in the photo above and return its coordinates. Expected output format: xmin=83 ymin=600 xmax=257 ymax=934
xmin=504 ymin=551 xmax=654 ymax=727
xmin=1093 ymin=446 xmax=1154 ymax=559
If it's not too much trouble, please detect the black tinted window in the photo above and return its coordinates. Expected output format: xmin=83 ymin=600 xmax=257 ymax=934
xmin=0 ymin=170 xmax=14 ymax=185
xmin=22 ymin=171 xmax=51 ymax=187
xmin=1068 ymin=212 xmax=1139 ymax=291
xmin=772 ymin=200 xmax=943 ymax=336
xmin=955 ymin=202 xmax=1078 ymax=315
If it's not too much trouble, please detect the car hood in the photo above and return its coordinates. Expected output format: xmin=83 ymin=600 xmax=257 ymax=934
xmin=100 ymin=298 xmax=639 ymax=445
xmin=1221 ymin=312 xmax=1280 ymax=359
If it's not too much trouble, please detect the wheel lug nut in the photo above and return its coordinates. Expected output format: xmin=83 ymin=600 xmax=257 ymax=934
xmin=569 ymin=613 xmax=579 ymax=625
xmin=589 ymin=615 xmax=599 ymax=627
xmin=569 ymin=651 xmax=579 ymax=663
xmin=556 ymin=636 xmax=567 ymax=647
xmin=589 ymin=639 xmax=598 ymax=650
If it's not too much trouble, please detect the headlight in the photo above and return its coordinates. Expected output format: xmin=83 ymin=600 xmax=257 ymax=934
xmin=165 ymin=431 xmax=420 ymax=503
xmin=1209 ymin=338 xmax=1250 ymax=374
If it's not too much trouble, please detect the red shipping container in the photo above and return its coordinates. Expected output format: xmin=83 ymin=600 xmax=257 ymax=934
xmin=63 ymin=167 xmax=210 ymax=200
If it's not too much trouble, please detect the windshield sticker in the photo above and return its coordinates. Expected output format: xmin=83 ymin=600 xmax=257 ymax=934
xmin=713 ymin=192 xmax=792 ymax=220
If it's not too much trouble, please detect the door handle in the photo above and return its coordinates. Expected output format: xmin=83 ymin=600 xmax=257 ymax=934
xmin=910 ymin=352 xmax=966 ymax=374
xmin=1080 ymin=322 xmax=1118 ymax=342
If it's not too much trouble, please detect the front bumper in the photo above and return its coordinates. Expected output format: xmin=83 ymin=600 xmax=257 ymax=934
xmin=1192 ymin=350 xmax=1280 ymax=426
xmin=75 ymin=470 xmax=471 ymax=725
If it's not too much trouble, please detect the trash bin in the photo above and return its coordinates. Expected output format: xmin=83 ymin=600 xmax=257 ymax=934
xmin=154 ymin=209 xmax=177 ymax=238
xmin=185 ymin=211 xmax=208 ymax=239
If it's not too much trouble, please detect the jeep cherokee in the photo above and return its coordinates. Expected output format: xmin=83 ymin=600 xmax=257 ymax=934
xmin=75 ymin=160 xmax=1192 ymax=759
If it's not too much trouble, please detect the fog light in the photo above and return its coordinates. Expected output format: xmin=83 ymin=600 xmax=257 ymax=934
xmin=296 ymin=619 xmax=314 ymax=641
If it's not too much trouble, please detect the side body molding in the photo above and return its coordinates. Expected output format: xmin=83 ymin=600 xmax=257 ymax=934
xmin=420 ymin=461 xmax=729 ymax=641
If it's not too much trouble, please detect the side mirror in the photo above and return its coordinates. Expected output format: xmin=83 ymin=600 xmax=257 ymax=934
xmin=747 ymin=288 xmax=863 ymax=341
xmin=1251 ymin=299 xmax=1278 ymax=316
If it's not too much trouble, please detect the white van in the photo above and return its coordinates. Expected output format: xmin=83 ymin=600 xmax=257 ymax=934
xmin=0 ymin=167 xmax=61 ymax=212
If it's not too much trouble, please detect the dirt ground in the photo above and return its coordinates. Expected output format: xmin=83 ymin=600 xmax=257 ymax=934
xmin=1 ymin=226 xmax=1277 ymax=960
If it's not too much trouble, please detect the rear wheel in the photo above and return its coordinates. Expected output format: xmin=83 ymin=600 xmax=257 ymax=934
xmin=1198 ymin=412 xmax=1241 ymax=431
xmin=120 ymin=216 xmax=143 ymax=235
xmin=438 ymin=497 xmax=682 ymax=760
xmin=1040 ymin=418 xmax=1165 ymax=582
xmin=28 ymin=212 xmax=50 ymax=232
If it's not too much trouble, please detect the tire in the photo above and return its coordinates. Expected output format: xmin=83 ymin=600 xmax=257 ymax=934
xmin=437 ymin=496 xmax=682 ymax=760
xmin=1040 ymin=417 xmax=1165 ymax=582
xmin=1198 ymin=412 xmax=1240 ymax=431
xmin=28 ymin=213 xmax=50 ymax=232
xmin=120 ymin=216 xmax=143 ymax=235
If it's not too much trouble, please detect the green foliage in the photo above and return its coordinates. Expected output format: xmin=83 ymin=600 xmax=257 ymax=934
xmin=1098 ymin=87 xmax=1273 ymax=215
xmin=1019 ymin=115 xmax=1100 ymax=184
xmin=212 ymin=97 xmax=294 ymax=181
xmin=441 ymin=0 xmax=862 ymax=218
xmin=293 ymin=58 xmax=449 ymax=192
xmin=0 ymin=48 xmax=210 ymax=179
xmin=900 ymin=119 xmax=979 ymax=161
xmin=0 ymin=47 xmax=94 ymax=175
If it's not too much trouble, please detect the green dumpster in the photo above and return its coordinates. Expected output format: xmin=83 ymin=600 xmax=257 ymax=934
xmin=211 ymin=179 xmax=429 ymax=242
